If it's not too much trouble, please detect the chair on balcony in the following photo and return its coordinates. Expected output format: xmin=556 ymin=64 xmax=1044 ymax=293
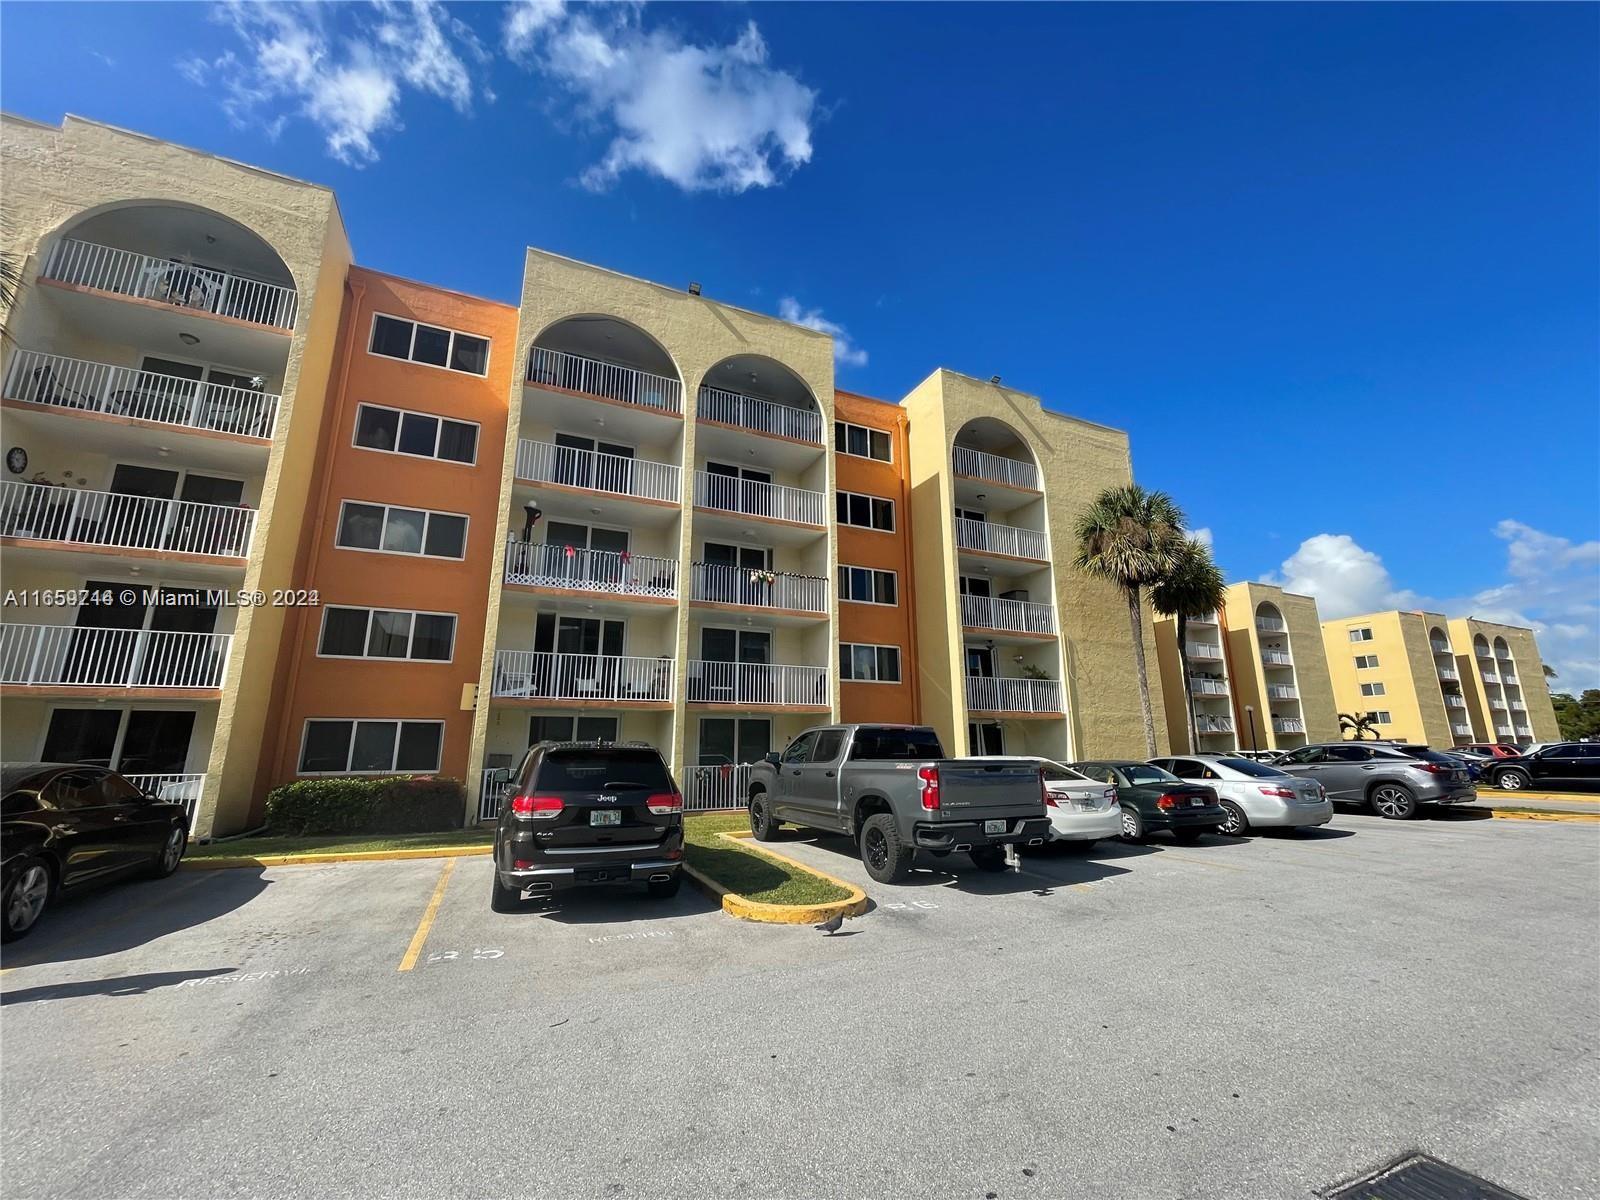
xmin=24 ymin=366 xmax=98 ymax=410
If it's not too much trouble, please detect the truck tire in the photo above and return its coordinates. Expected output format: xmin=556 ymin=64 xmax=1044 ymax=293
xmin=749 ymin=790 xmax=781 ymax=841
xmin=969 ymin=846 xmax=1008 ymax=871
xmin=860 ymin=813 xmax=913 ymax=884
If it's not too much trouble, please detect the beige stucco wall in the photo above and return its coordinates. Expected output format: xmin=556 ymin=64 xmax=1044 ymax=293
xmin=1320 ymin=610 xmax=1461 ymax=746
xmin=903 ymin=369 xmax=1168 ymax=760
xmin=0 ymin=114 xmax=352 ymax=835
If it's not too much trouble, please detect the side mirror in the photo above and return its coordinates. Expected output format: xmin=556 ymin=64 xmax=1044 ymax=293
xmin=764 ymin=752 xmax=781 ymax=766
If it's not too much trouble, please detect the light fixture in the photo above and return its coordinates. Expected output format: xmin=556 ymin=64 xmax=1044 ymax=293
xmin=589 ymin=506 xmax=601 ymax=515
xmin=688 ymin=282 xmax=702 ymax=296
xmin=156 ymin=446 xmax=171 ymax=457
xmin=178 ymin=332 xmax=200 ymax=346
xmin=521 ymin=503 xmax=542 ymax=541
xmin=989 ymin=375 xmax=1001 ymax=385
xmin=976 ymin=493 xmax=987 ymax=502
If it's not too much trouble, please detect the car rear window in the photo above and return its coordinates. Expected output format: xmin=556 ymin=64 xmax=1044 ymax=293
xmin=1403 ymin=748 xmax=1455 ymax=764
xmin=1214 ymin=757 xmax=1290 ymax=778
xmin=534 ymin=748 xmax=672 ymax=792
xmin=850 ymin=727 xmax=944 ymax=761
xmin=1120 ymin=764 xmax=1179 ymax=785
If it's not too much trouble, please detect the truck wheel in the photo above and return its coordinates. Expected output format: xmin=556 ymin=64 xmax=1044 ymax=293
xmin=860 ymin=814 xmax=913 ymax=884
xmin=969 ymin=846 xmax=1008 ymax=872
xmin=490 ymin=873 xmax=524 ymax=913
xmin=749 ymin=790 xmax=781 ymax=841
xmin=1494 ymin=768 xmax=1529 ymax=791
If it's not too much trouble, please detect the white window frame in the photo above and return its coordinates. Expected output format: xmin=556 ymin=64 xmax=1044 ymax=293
xmin=297 ymin=718 xmax=446 ymax=775
xmin=367 ymin=311 xmax=491 ymax=377
xmin=1360 ymin=681 xmax=1386 ymax=697
xmin=839 ymin=641 xmax=902 ymax=683
xmin=352 ymin=402 xmax=480 ymax=466
xmin=1369 ymin=710 xmax=1393 ymax=724
xmin=834 ymin=420 xmax=893 ymax=463
xmin=837 ymin=489 xmax=896 ymax=532
xmin=1348 ymin=627 xmax=1374 ymax=642
xmin=316 ymin=605 xmax=458 ymax=663
xmin=1354 ymin=655 xmax=1380 ymax=669
xmin=334 ymin=500 xmax=470 ymax=560
xmin=837 ymin=564 xmax=898 ymax=606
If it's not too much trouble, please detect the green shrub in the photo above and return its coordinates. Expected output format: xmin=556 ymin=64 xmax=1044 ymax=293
xmin=266 ymin=776 xmax=465 ymax=836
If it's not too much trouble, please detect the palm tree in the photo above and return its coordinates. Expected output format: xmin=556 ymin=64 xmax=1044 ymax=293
xmin=1074 ymin=484 xmax=1187 ymax=756
xmin=1339 ymin=711 xmax=1380 ymax=741
xmin=1151 ymin=538 xmax=1226 ymax=753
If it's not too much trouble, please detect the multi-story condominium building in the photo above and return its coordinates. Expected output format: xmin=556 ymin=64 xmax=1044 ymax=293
xmin=0 ymin=113 xmax=1171 ymax=835
xmin=1153 ymin=606 xmax=1239 ymax=753
xmin=1447 ymin=618 xmax=1559 ymax=745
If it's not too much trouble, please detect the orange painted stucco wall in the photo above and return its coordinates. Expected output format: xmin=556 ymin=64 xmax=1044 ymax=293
xmin=253 ymin=268 xmax=517 ymax=816
xmin=834 ymin=390 xmax=920 ymax=725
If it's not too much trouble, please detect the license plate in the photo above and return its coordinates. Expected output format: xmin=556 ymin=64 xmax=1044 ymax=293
xmin=984 ymin=819 xmax=1006 ymax=834
xmin=590 ymin=810 xmax=622 ymax=826
xmin=1073 ymin=799 xmax=1098 ymax=811
xmin=1190 ymin=797 xmax=1205 ymax=807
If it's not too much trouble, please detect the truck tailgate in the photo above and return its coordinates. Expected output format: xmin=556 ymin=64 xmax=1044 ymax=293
xmin=933 ymin=760 xmax=1044 ymax=819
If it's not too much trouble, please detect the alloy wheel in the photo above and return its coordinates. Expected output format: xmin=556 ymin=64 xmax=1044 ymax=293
xmin=1497 ymin=771 xmax=1527 ymax=791
xmin=864 ymin=827 xmax=889 ymax=871
xmin=161 ymin=829 xmax=184 ymax=872
xmin=1373 ymin=786 xmax=1411 ymax=818
xmin=7 ymin=865 xmax=49 ymax=934
xmin=1121 ymin=810 xmax=1139 ymax=839
xmin=1220 ymin=804 xmax=1243 ymax=836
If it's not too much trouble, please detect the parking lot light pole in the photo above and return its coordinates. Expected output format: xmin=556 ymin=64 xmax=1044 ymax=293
xmin=1245 ymin=705 xmax=1258 ymax=751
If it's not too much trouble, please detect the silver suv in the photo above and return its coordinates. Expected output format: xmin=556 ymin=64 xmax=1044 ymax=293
xmin=1271 ymin=742 xmax=1476 ymax=819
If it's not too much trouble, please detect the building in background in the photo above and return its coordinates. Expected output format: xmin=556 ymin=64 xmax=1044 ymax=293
xmin=1154 ymin=606 xmax=1237 ymax=754
xmin=1447 ymin=618 xmax=1561 ymax=744
xmin=1220 ymin=582 xmax=1339 ymax=752
xmin=1319 ymin=610 xmax=1472 ymax=747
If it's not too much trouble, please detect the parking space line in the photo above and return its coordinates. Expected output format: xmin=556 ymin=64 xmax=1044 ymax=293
xmin=1160 ymin=853 xmax=1247 ymax=872
xmin=0 ymin=870 xmax=215 ymax=975
xmin=397 ymin=858 xmax=456 ymax=973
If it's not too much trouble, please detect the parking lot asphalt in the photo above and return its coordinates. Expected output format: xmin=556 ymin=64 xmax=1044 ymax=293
xmin=2 ymin=810 xmax=1596 ymax=1200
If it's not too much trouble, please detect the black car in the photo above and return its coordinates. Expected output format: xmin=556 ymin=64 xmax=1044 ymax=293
xmin=1485 ymin=742 xmax=1600 ymax=792
xmin=2 ymin=762 xmax=190 ymax=942
xmin=1067 ymin=760 xmax=1224 ymax=843
xmin=490 ymin=741 xmax=685 ymax=910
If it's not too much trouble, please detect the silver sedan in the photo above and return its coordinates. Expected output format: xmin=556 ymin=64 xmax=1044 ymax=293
xmin=966 ymin=756 xmax=1122 ymax=844
xmin=1148 ymin=754 xmax=1333 ymax=836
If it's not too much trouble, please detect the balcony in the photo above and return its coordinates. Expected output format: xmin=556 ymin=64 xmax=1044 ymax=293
xmin=42 ymin=237 xmax=298 ymax=331
xmin=697 ymin=385 xmax=822 ymax=445
xmin=1261 ymin=649 xmax=1292 ymax=666
xmin=1 ymin=481 xmax=255 ymax=559
xmin=1430 ymin=641 xmax=1452 ymax=655
xmin=1273 ymin=718 xmax=1306 ymax=734
xmin=1489 ymin=699 xmax=1508 ymax=711
xmin=516 ymin=439 xmax=680 ymax=505
xmin=960 ymin=594 xmax=1057 ymax=637
xmin=965 ymin=675 xmax=1064 ymax=715
xmin=1437 ymin=667 xmax=1459 ymax=681
xmin=1 ymin=624 xmax=231 ymax=691
xmin=690 ymin=562 xmax=828 ymax=616
xmin=1189 ymin=677 xmax=1229 ymax=696
xmin=952 ymin=445 xmax=1039 ymax=492
xmin=1451 ymin=724 xmax=1472 ymax=737
xmin=1495 ymin=724 xmax=1514 ymax=736
xmin=1502 ymin=673 xmax=1520 ymax=685
xmin=1189 ymin=611 xmax=1219 ymax=626
xmin=692 ymin=470 xmax=825 ymax=528
xmin=1256 ymin=616 xmax=1287 ymax=633
xmin=490 ymin=651 xmax=673 ymax=705
xmin=503 ymin=542 xmax=678 ymax=601
xmin=1185 ymin=642 xmax=1223 ymax=661
xmin=1267 ymin=684 xmax=1298 ymax=700
xmin=1196 ymin=716 xmax=1235 ymax=735
xmin=1510 ymin=702 xmax=1527 ymax=713
xmin=686 ymin=661 xmax=829 ymax=708
xmin=3 ymin=350 xmax=280 ymax=441
xmin=526 ymin=347 xmax=682 ymax=415
xmin=954 ymin=517 xmax=1048 ymax=562
xmin=1445 ymin=695 xmax=1467 ymax=709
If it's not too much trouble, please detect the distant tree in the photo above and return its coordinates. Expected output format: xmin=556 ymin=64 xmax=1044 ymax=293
xmin=1074 ymin=484 xmax=1187 ymax=757
xmin=1339 ymin=711 xmax=1381 ymax=741
xmin=1550 ymin=691 xmax=1600 ymax=742
xmin=1151 ymin=538 xmax=1226 ymax=753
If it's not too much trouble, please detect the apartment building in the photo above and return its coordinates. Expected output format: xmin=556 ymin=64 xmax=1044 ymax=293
xmin=1319 ymin=610 xmax=1472 ymax=746
xmin=1 ymin=113 xmax=1170 ymax=835
xmin=1154 ymin=607 xmax=1239 ymax=753
xmin=1219 ymin=582 xmax=1339 ymax=752
xmin=1448 ymin=618 xmax=1560 ymax=744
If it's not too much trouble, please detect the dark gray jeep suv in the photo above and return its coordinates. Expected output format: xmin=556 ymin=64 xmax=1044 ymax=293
xmin=490 ymin=742 xmax=684 ymax=910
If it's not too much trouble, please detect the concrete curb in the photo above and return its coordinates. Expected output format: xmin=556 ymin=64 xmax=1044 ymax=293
xmin=1488 ymin=808 xmax=1600 ymax=824
xmin=683 ymin=832 xmax=869 ymax=925
xmin=184 ymin=844 xmax=494 ymax=870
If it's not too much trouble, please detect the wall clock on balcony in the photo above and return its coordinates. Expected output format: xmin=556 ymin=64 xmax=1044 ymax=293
xmin=5 ymin=447 xmax=26 ymax=476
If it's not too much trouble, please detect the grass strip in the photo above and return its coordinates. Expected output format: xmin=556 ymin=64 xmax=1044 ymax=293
xmin=188 ymin=828 xmax=494 ymax=859
xmin=685 ymin=812 xmax=851 ymax=906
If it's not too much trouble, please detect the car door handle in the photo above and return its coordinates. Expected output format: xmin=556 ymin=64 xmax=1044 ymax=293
xmin=790 ymin=769 xmax=802 ymax=776
xmin=111 ymin=813 xmax=130 ymax=822
xmin=824 ymin=770 xmax=836 ymax=778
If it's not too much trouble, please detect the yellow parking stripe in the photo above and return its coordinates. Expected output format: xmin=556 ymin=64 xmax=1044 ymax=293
xmin=1161 ymin=853 xmax=1247 ymax=872
xmin=397 ymin=858 xmax=456 ymax=973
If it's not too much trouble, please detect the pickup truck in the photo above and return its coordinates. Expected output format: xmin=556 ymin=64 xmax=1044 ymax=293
xmin=746 ymin=724 xmax=1050 ymax=883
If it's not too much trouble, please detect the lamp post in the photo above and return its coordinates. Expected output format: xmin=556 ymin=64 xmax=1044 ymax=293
xmin=521 ymin=503 xmax=541 ymax=542
xmin=1245 ymin=705 xmax=1259 ymax=752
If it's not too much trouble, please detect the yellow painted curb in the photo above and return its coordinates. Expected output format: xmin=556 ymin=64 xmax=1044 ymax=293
xmin=1488 ymin=809 xmax=1600 ymax=824
xmin=1506 ymin=793 xmax=1600 ymax=805
xmin=184 ymin=844 xmax=494 ymax=869
xmin=683 ymin=832 xmax=869 ymax=925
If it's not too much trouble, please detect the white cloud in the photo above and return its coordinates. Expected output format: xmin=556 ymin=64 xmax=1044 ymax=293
xmin=183 ymin=1 xmax=483 ymax=166
xmin=1188 ymin=527 xmax=1213 ymax=549
xmin=778 ymin=297 xmax=867 ymax=368
xmin=504 ymin=4 xmax=817 ymax=193
xmin=1263 ymin=523 xmax=1600 ymax=692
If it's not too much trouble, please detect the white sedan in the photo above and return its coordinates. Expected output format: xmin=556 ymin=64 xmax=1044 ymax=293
xmin=967 ymin=756 xmax=1122 ymax=844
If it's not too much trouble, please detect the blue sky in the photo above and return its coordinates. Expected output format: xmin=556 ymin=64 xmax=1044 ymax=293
xmin=3 ymin=2 xmax=1597 ymax=687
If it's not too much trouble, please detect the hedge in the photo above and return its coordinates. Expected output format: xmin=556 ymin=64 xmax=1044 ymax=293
xmin=265 ymin=776 xmax=465 ymax=836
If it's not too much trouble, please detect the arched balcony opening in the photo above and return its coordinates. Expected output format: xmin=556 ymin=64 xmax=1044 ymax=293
xmin=1256 ymin=602 xmax=1305 ymax=744
xmin=526 ymin=315 xmax=683 ymax=416
xmin=698 ymin=354 xmax=822 ymax=447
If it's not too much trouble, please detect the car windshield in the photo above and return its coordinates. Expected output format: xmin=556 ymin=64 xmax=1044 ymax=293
xmin=535 ymin=748 xmax=671 ymax=792
xmin=1120 ymin=764 xmax=1179 ymax=785
xmin=1042 ymin=763 xmax=1090 ymax=783
xmin=850 ymin=727 xmax=944 ymax=761
xmin=1214 ymin=757 xmax=1290 ymax=778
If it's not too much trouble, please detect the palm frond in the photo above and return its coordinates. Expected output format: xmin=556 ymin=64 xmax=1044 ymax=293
xmin=1150 ymin=538 xmax=1226 ymax=619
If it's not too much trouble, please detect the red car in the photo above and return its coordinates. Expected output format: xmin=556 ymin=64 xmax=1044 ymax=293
xmin=1463 ymin=743 xmax=1523 ymax=759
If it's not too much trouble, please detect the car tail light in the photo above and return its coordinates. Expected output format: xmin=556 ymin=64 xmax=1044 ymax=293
xmin=918 ymin=765 xmax=940 ymax=811
xmin=1410 ymin=762 xmax=1445 ymax=775
xmin=513 ymin=859 xmax=535 ymax=869
xmin=646 ymin=792 xmax=683 ymax=815
xmin=510 ymin=794 xmax=563 ymax=819
xmin=1041 ymin=772 xmax=1052 ymax=808
xmin=1106 ymin=787 xmax=1119 ymax=807
xmin=1258 ymin=785 xmax=1295 ymax=799
xmin=1156 ymin=793 xmax=1179 ymax=810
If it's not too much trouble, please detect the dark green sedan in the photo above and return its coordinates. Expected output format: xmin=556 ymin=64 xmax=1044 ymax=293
xmin=1065 ymin=760 xmax=1225 ymax=844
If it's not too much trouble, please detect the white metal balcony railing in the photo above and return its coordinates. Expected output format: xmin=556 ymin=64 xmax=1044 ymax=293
xmin=1445 ymin=695 xmax=1467 ymax=709
xmin=1185 ymin=641 xmax=1223 ymax=660
xmin=1189 ymin=611 xmax=1218 ymax=626
xmin=952 ymin=445 xmax=1039 ymax=491
xmin=693 ymin=470 xmax=825 ymax=527
xmin=1431 ymin=642 xmax=1452 ymax=655
xmin=478 ymin=768 xmax=510 ymax=822
xmin=527 ymin=347 xmax=683 ymax=415
xmin=690 ymin=562 xmax=828 ymax=614
xmin=43 ymin=238 xmax=298 ymax=331
xmin=491 ymin=651 xmax=674 ymax=703
xmin=1437 ymin=667 xmax=1460 ymax=681
xmin=3 ymin=350 xmax=280 ymax=440
xmin=516 ymin=439 xmax=680 ymax=504
xmin=965 ymin=675 xmax=1064 ymax=714
xmin=1451 ymin=724 xmax=1472 ymax=737
xmin=1496 ymin=651 xmax=1513 ymax=661
xmin=686 ymin=661 xmax=829 ymax=707
xmin=1261 ymin=649 xmax=1293 ymax=666
xmin=1490 ymin=699 xmax=1509 ymax=711
xmin=1267 ymin=685 xmax=1299 ymax=700
xmin=953 ymin=517 xmax=1049 ymax=561
xmin=503 ymin=541 xmax=679 ymax=599
xmin=698 ymin=386 xmax=822 ymax=445
xmin=1495 ymin=724 xmax=1515 ymax=736
xmin=1 ymin=481 xmax=255 ymax=557
xmin=123 ymin=772 xmax=204 ymax=831
xmin=1196 ymin=717 xmax=1235 ymax=734
xmin=1256 ymin=617 xmax=1287 ymax=633
xmin=1273 ymin=718 xmax=1306 ymax=734
xmin=681 ymin=763 xmax=753 ymax=813
xmin=1 ymin=624 xmax=231 ymax=689
xmin=1510 ymin=702 xmax=1528 ymax=713
xmin=1189 ymin=677 xmax=1229 ymax=696
xmin=1502 ymin=674 xmax=1520 ymax=685
xmin=1476 ymin=648 xmax=1494 ymax=660
xmin=960 ymin=593 xmax=1057 ymax=636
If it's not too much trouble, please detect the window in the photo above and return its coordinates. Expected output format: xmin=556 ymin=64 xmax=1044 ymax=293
xmin=298 ymin=719 xmax=444 ymax=774
xmin=336 ymin=501 xmax=468 ymax=559
xmin=783 ymin=732 xmax=819 ymax=763
xmin=834 ymin=421 xmax=892 ymax=462
xmin=837 ymin=565 xmax=898 ymax=605
xmin=368 ymin=313 xmax=490 ymax=377
xmin=1326 ymin=745 xmax=1373 ymax=762
xmin=811 ymin=730 xmax=846 ymax=761
xmin=837 ymin=490 xmax=895 ymax=531
xmin=839 ymin=642 xmax=902 ymax=683
xmin=1360 ymin=682 xmax=1386 ymax=697
xmin=354 ymin=403 xmax=478 ymax=465
xmin=1369 ymin=711 xmax=1392 ymax=724
xmin=850 ymin=727 xmax=944 ymax=761
xmin=1354 ymin=655 xmax=1380 ymax=669
xmin=318 ymin=606 xmax=456 ymax=662
xmin=1348 ymin=627 xmax=1374 ymax=642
